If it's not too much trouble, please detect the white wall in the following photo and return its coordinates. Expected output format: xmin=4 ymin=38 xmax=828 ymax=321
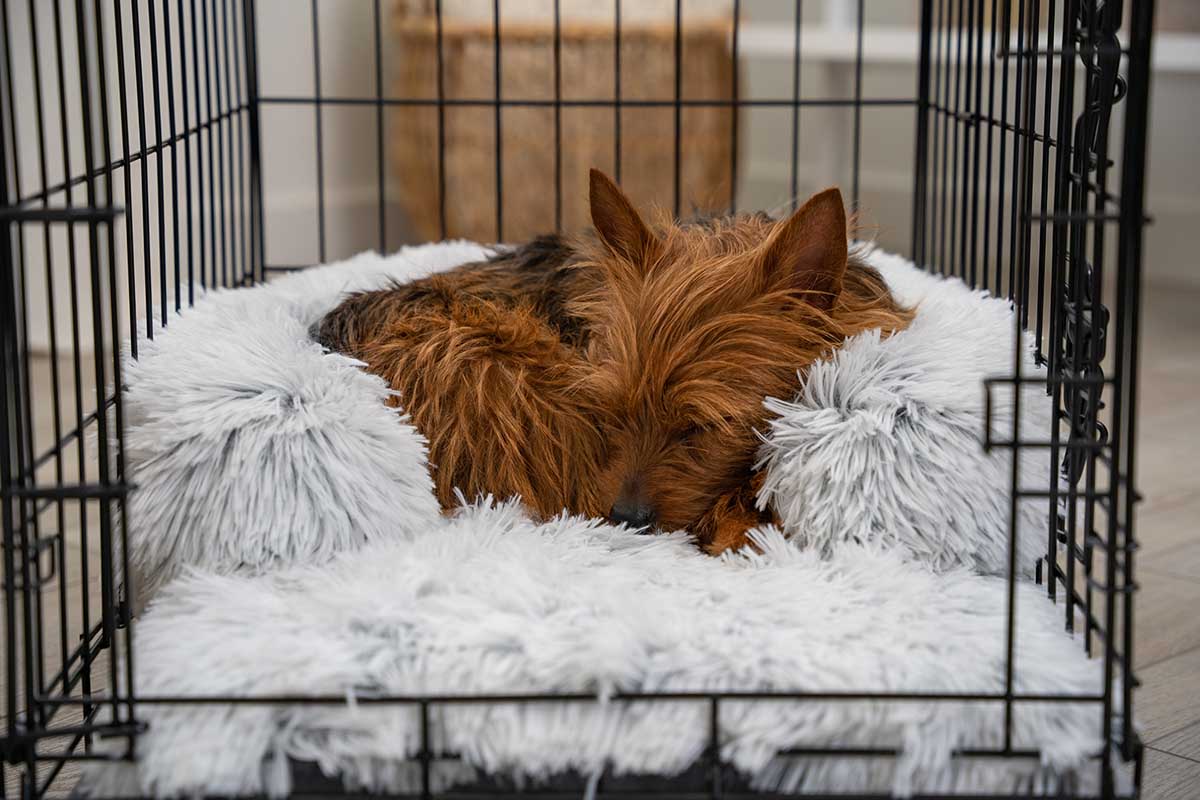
xmin=8 ymin=0 xmax=1199 ymax=356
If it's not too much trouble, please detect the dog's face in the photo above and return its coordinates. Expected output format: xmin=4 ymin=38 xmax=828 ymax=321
xmin=576 ymin=170 xmax=883 ymax=541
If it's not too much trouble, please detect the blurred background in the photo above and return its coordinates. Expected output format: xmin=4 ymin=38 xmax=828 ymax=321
xmin=245 ymin=0 xmax=1200 ymax=287
xmin=6 ymin=0 xmax=1198 ymax=339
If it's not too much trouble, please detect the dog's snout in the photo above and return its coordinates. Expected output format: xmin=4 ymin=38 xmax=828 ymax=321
xmin=608 ymin=500 xmax=656 ymax=530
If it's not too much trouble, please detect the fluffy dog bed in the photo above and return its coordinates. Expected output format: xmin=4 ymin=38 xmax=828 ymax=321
xmin=86 ymin=243 xmax=1119 ymax=797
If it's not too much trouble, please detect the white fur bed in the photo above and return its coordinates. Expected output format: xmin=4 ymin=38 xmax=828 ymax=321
xmin=86 ymin=243 xmax=1120 ymax=797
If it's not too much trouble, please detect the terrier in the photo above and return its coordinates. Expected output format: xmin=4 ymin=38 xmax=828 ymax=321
xmin=316 ymin=170 xmax=911 ymax=553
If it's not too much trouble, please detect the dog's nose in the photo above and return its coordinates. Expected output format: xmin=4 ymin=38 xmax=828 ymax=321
xmin=608 ymin=501 xmax=656 ymax=530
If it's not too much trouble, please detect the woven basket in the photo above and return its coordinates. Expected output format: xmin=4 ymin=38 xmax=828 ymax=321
xmin=390 ymin=3 xmax=735 ymax=242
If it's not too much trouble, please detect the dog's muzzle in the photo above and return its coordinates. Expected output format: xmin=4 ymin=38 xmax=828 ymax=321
xmin=608 ymin=501 xmax=656 ymax=531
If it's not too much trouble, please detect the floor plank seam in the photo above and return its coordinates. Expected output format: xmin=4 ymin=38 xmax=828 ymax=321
xmin=1140 ymin=564 xmax=1200 ymax=585
xmin=1146 ymin=744 xmax=1200 ymax=765
xmin=1146 ymin=717 xmax=1200 ymax=748
xmin=1137 ymin=640 xmax=1200 ymax=672
xmin=1138 ymin=488 xmax=1200 ymax=519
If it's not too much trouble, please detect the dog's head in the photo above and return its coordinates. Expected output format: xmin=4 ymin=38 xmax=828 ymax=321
xmin=575 ymin=170 xmax=909 ymax=544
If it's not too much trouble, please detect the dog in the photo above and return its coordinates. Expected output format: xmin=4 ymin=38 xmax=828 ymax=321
xmin=316 ymin=170 xmax=911 ymax=553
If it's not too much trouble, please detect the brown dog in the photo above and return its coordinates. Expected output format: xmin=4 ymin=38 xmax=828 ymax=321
xmin=316 ymin=170 xmax=910 ymax=553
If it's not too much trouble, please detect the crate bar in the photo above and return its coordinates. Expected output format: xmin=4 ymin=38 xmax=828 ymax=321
xmin=936 ymin=0 xmax=951 ymax=274
xmin=309 ymin=0 xmax=325 ymax=263
xmin=1050 ymin=0 xmax=1079 ymax=631
xmin=708 ymin=697 xmax=722 ymax=800
xmin=790 ymin=0 xmax=803 ymax=213
xmin=980 ymin=0 xmax=999 ymax=293
xmin=1033 ymin=0 xmax=1060 ymax=360
xmin=1076 ymin=0 xmax=1102 ymax=660
xmin=243 ymin=0 xmax=264 ymax=283
xmin=613 ymin=0 xmax=621 ymax=183
xmin=949 ymin=0 xmax=967 ymax=279
xmin=43 ymin=689 xmax=1109 ymax=706
xmin=435 ymin=0 xmax=446 ymax=240
xmin=112 ymin=0 xmax=139 ymax=348
xmin=4 ymin=484 xmax=132 ymax=500
xmin=932 ymin=0 xmax=947 ymax=273
xmin=0 ymin=5 xmax=32 ymax=557
xmin=0 ymin=65 xmax=24 ymax=768
xmin=161 ymin=0 xmax=182 ymax=309
xmin=234 ymin=0 xmax=250 ymax=285
xmin=552 ymin=0 xmax=562 ymax=231
xmin=218 ymin=0 xmax=237 ymax=287
xmin=912 ymin=0 xmax=931 ymax=260
xmin=147 ymin=2 xmax=169 ymax=323
xmin=993 ymin=0 xmax=1013 ymax=298
xmin=1115 ymin=0 xmax=1153 ymax=758
xmin=72 ymin=0 xmax=122 ymax=734
xmin=52 ymin=0 xmax=97 ymax=722
xmin=1002 ymin=0 xmax=1031 ymax=750
xmin=0 ymin=207 xmax=121 ymax=223
xmin=1033 ymin=0 xmax=1059 ymax=610
xmin=178 ymin=0 xmax=195 ymax=303
xmin=492 ymin=0 xmax=502 ymax=241
xmin=374 ymin=0 xmax=385 ymax=251
xmin=190 ymin=0 xmax=208 ymax=290
xmin=729 ymin=0 xmax=740 ymax=214
xmin=1004 ymin=0 xmax=1027 ymax=309
xmin=672 ymin=0 xmax=682 ymax=217
xmin=1017 ymin=0 xmax=1042 ymax=326
xmin=851 ymin=0 xmax=864 ymax=212
xmin=1091 ymin=0 xmax=1118 ymax=669
xmin=130 ymin=1 xmax=161 ymax=329
xmin=259 ymin=95 xmax=918 ymax=109
xmin=202 ymin=0 xmax=220 ymax=288
xmin=91 ymin=0 xmax=137 ymax=757
xmin=963 ymin=0 xmax=980 ymax=283
xmin=23 ymin=0 xmax=73 ymax=699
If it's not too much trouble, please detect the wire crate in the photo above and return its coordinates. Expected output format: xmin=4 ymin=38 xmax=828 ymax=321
xmin=1 ymin=0 xmax=1152 ymax=797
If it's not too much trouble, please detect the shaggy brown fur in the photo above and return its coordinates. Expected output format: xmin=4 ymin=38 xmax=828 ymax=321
xmin=316 ymin=170 xmax=912 ymax=553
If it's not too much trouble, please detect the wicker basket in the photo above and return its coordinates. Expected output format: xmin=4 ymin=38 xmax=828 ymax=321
xmin=390 ymin=2 xmax=735 ymax=242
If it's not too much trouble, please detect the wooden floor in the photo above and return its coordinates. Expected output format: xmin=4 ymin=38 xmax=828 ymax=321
xmin=1129 ymin=281 xmax=1200 ymax=799
xmin=3 ymin=282 xmax=1198 ymax=798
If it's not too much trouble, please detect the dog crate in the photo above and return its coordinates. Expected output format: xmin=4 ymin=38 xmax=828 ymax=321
xmin=0 ymin=0 xmax=1152 ymax=797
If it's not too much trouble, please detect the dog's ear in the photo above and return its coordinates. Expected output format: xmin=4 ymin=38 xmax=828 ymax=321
xmin=756 ymin=188 xmax=848 ymax=311
xmin=590 ymin=168 xmax=659 ymax=266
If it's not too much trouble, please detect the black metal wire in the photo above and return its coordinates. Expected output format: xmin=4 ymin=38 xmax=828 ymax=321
xmin=373 ymin=0 xmax=385 ymax=252
xmin=729 ymin=0 xmax=740 ymax=214
xmin=553 ymin=0 xmax=562 ymax=232
xmin=929 ymin=0 xmax=945 ymax=273
xmin=434 ymin=0 xmax=446 ymax=241
xmin=178 ymin=0 xmax=194 ymax=304
xmin=672 ymin=0 xmax=682 ymax=216
xmin=146 ymin=1 xmax=168 ymax=324
xmin=613 ymin=0 xmax=621 ymax=184
xmin=309 ymin=0 xmax=325 ymax=262
xmin=161 ymin=0 xmax=182 ymax=310
xmin=243 ymin=0 xmax=264 ymax=283
xmin=851 ymin=0 xmax=864 ymax=212
xmin=0 ymin=2 xmax=1153 ymax=796
xmin=202 ymin=0 xmax=219 ymax=288
xmin=492 ymin=0 xmax=502 ymax=241
xmin=790 ymin=1 xmax=803 ymax=213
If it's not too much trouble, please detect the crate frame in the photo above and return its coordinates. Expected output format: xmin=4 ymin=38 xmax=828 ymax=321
xmin=1 ymin=1 xmax=1153 ymax=797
